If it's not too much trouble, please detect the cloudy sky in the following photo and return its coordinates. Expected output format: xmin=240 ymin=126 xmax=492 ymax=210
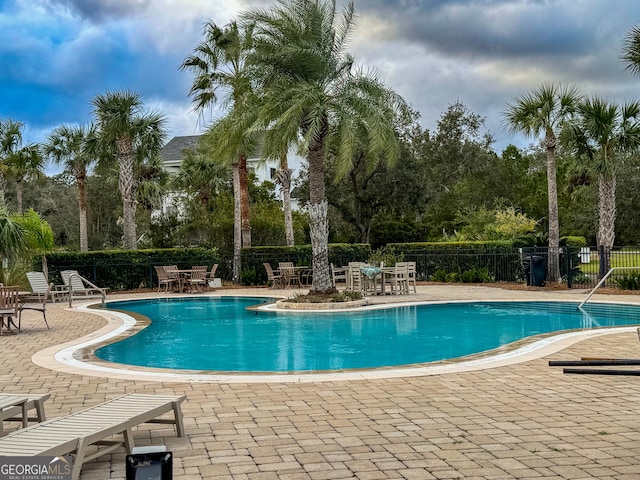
xmin=2 ymin=0 xmax=640 ymax=164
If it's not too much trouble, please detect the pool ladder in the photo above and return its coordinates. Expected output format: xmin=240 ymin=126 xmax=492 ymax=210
xmin=578 ymin=267 xmax=639 ymax=309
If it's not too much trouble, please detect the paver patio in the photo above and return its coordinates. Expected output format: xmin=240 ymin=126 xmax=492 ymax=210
xmin=2 ymin=285 xmax=640 ymax=479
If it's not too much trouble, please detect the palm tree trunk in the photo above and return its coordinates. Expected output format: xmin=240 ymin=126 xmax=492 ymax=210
xmin=0 ymin=173 xmax=5 ymax=210
xmin=15 ymin=178 xmax=23 ymax=214
xmin=232 ymin=160 xmax=242 ymax=284
xmin=545 ymin=132 xmax=561 ymax=283
xmin=277 ymin=152 xmax=294 ymax=246
xmin=77 ymin=172 xmax=89 ymax=252
xmin=597 ymin=174 xmax=616 ymax=275
xmin=117 ymin=137 xmax=137 ymax=250
xmin=307 ymin=123 xmax=336 ymax=295
xmin=239 ymin=153 xmax=251 ymax=248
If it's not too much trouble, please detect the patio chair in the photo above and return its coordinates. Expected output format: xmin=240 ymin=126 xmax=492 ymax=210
xmin=331 ymin=264 xmax=348 ymax=287
xmin=154 ymin=265 xmax=177 ymax=292
xmin=187 ymin=266 xmax=207 ymax=293
xmin=25 ymin=271 xmax=67 ymax=303
xmin=347 ymin=262 xmax=369 ymax=292
xmin=397 ymin=261 xmax=417 ymax=293
xmin=0 ymin=393 xmax=186 ymax=480
xmin=0 ymin=285 xmax=19 ymax=335
xmin=163 ymin=265 xmax=182 ymax=292
xmin=263 ymin=263 xmax=284 ymax=289
xmin=278 ymin=262 xmax=302 ymax=288
xmin=18 ymin=282 xmax=52 ymax=330
xmin=383 ymin=263 xmax=409 ymax=295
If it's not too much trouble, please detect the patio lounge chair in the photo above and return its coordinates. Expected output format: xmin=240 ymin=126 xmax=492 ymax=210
xmin=0 ymin=392 xmax=50 ymax=426
xmin=0 ymin=393 xmax=186 ymax=480
xmin=60 ymin=270 xmax=107 ymax=305
xmin=207 ymin=264 xmax=219 ymax=290
xmin=26 ymin=271 xmax=68 ymax=303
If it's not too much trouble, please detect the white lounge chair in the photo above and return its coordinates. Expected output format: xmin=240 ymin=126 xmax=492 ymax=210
xmin=0 ymin=392 xmax=50 ymax=428
xmin=60 ymin=270 xmax=107 ymax=305
xmin=0 ymin=393 xmax=186 ymax=480
xmin=26 ymin=271 xmax=68 ymax=303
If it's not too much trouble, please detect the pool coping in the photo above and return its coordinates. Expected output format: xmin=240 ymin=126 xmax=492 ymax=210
xmin=31 ymin=294 xmax=640 ymax=383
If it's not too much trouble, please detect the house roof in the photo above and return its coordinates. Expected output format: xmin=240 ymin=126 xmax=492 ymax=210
xmin=161 ymin=135 xmax=203 ymax=164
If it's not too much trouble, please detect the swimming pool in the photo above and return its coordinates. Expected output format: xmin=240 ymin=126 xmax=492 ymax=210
xmin=95 ymin=297 xmax=640 ymax=373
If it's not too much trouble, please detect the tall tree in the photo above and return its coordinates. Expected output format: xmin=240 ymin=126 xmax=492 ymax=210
xmin=244 ymin=0 xmax=407 ymax=294
xmin=181 ymin=20 xmax=254 ymax=283
xmin=44 ymin=124 xmax=96 ymax=252
xmin=503 ymin=83 xmax=581 ymax=283
xmin=562 ymin=97 xmax=640 ymax=274
xmin=0 ymin=119 xmax=24 ymax=210
xmin=276 ymin=149 xmax=295 ymax=246
xmin=622 ymin=25 xmax=640 ymax=76
xmin=172 ymin=145 xmax=230 ymax=209
xmin=91 ymin=91 xmax=166 ymax=250
xmin=5 ymin=143 xmax=44 ymax=214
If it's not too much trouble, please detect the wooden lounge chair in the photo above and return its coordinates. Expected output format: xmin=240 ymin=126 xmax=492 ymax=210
xmin=0 ymin=392 xmax=50 ymax=426
xmin=26 ymin=271 xmax=68 ymax=303
xmin=0 ymin=393 xmax=186 ymax=480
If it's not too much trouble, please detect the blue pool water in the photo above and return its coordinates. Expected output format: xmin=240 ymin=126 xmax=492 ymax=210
xmin=96 ymin=297 xmax=640 ymax=372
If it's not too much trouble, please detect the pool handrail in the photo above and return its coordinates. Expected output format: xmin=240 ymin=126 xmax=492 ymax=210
xmin=578 ymin=267 xmax=640 ymax=309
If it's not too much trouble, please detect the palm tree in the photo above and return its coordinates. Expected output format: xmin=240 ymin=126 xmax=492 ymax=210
xmin=44 ymin=124 xmax=96 ymax=252
xmin=91 ymin=91 xmax=166 ymax=250
xmin=562 ymin=97 xmax=640 ymax=275
xmin=503 ymin=83 xmax=582 ymax=283
xmin=0 ymin=119 xmax=24 ymax=210
xmin=622 ymin=25 xmax=640 ymax=76
xmin=244 ymin=0 xmax=408 ymax=294
xmin=276 ymin=149 xmax=295 ymax=246
xmin=181 ymin=20 xmax=254 ymax=283
xmin=172 ymin=145 xmax=230 ymax=209
xmin=6 ymin=143 xmax=45 ymax=214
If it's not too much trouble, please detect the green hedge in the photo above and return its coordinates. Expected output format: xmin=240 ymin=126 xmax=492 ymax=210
xmin=46 ymin=247 xmax=219 ymax=291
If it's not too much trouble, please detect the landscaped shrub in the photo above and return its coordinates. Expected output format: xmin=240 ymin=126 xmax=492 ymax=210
xmin=615 ymin=271 xmax=640 ymax=290
xmin=430 ymin=267 xmax=493 ymax=283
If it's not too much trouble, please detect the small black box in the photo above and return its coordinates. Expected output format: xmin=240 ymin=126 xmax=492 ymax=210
xmin=126 ymin=449 xmax=172 ymax=480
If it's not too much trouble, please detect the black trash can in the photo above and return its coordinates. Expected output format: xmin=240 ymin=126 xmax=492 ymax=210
xmin=523 ymin=255 xmax=546 ymax=286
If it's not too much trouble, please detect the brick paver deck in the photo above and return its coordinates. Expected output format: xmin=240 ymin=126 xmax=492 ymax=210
xmin=2 ymin=285 xmax=640 ymax=479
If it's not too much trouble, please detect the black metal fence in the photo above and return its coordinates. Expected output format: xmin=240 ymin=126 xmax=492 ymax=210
xmin=43 ymin=245 xmax=640 ymax=291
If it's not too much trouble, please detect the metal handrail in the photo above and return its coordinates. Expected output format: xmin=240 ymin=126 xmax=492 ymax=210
xmin=578 ymin=267 xmax=640 ymax=309
xmin=67 ymin=273 xmax=106 ymax=307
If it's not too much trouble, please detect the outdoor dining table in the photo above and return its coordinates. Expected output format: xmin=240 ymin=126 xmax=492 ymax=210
xmin=359 ymin=266 xmax=401 ymax=295
xmin=0 ymin=394 xmax=28 ymax=435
